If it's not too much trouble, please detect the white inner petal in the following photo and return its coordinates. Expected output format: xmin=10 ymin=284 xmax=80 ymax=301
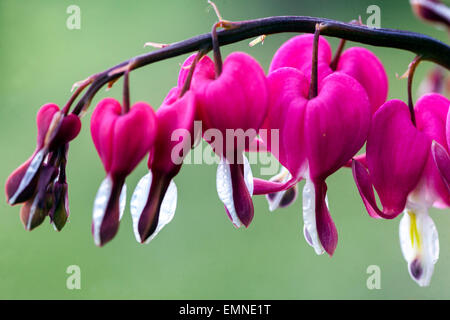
xmin=10 ymin=149 xmax=46 ymax=204
xmin=302 ymin=178 xmax=325 ymax=255
xmin=92 ymin=176 xmax=126 ymax=246
xmin=266 ymin=166 xmax=292 ymax=212
xmin=399 ymin=204 xmax=439 ymax=287
xmin=119 ymin=183 xmax=127 ymax=221
xmin=145 ymin=179 xmax=177 ymax=244
xmin=130 ymin=172 xmax=153 ymax=243
xmin=216 ymin=155 xmax=253 ymax=228
xmin=130 ymin=171 xmax=178 ymax=244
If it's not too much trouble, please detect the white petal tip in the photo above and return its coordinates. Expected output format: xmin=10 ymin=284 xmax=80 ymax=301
xmin=130 ymin=172 xmax=178 ymax=244
xmin=216 ymin=155 xmax=253 ymax=228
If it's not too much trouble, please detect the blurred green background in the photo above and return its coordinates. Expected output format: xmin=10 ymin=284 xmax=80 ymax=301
xmin=0 ymin=0 xmax=449 ymax=299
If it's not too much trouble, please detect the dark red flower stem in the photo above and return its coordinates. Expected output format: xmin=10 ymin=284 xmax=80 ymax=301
xmin=62 ymin=76 xmax=94 ymax=115
xmin=122 ymin=69 xmax=130 ymax=114
xmin=329 ymin=19 xmax=361 ymax=71
xmin=309 ymin=23 xmax=322 ymax=99
xmin=71 ymin=16 xmax=450 ymax=115
xmin=330 ymin=39 xmax=346 ymax=71
xmin=407 ymin=55 xmax=422 ymax=126
xmin=212 ymin=22 xmax=223 ymax=77
xmin=179 ymin=48 xmax=210 ymax=98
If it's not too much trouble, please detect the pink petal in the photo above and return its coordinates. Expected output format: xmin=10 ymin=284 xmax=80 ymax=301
xmin=365 ymin=100 xmax=430 ymax=217
xmin=177 ymin=54 xmax=215 ymax=90
xmin=111 ymin=102 xmax=157 ymax=177
xmin=337 ymin=47 xmax=388 ymax=113
xmin=49 ymin=114 xmax=81 ymax=150
xmin=193 ymin=52 xmax=269 ymax=157
xmin=91 ymin=98 xmax=157 ymax=178
xmin=152 ymin=91 xmax=196 ymax=175
xmin=36 ymin=103 xmax=60 ymax=148
xmin=91 ymin=98 xmax=122 ymax=172
xmin=253 ymin=176 xmax=298 ymax=195
xmin=352 ymin=159 xmax=385 ymax=219
xmin=344 ymin=153 xmax=367 ymax=168
xmin=269 ymin=35 xmax=333 ymax=84
xmin=264 ymin=67 xmax=309 ymax=178
xmin=305 ymin=72 xmax=371 ymax=179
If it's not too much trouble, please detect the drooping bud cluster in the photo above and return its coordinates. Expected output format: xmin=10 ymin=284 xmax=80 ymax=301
xmin=6 ymin=104 xmax=81 ymax=230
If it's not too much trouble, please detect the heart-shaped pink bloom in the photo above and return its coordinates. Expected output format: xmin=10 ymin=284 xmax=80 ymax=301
xmin=131 ymin=84 xmax=196 ymax=244
xmin=354 ymin=95 xmax=450 ymax=219
xmin=270 ymin=34 xmax=388 ymax=113
xmin=353 ymin=95 xmax=450 ymax=287
xmin=91 ymin=98 xmax=157 ymax=246
xmin=189 ymin=52 xmax=269 ymax=228
xmin=6 ymin=104 xmax=81 ymax=205
xmin=353 ymin=100 xmax=430 ymax=219
xmin=261 ymin=67 xmax=371 ymax=256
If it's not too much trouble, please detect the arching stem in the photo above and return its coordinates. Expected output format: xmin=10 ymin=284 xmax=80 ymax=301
xmin=62 ymin=76 xmax=95 ymax=115
xmin=212 ymin=21 xmax=224 ymax=78
xmin=407 ymin=55 xmax=422 ymax=126
xmin=69 ymin=16 xmax=450 ymax=115
xmin=330 ymin=39 xmax=346 ymax=70
xmin=179 ymin=48 xmax=209 ymax=98
xmin=309 ymin=23 xmax=323 ymax=99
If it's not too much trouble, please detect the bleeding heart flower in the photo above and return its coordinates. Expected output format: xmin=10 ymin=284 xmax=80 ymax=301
xmin=189 ymin=52 xmax=269 ymax=228
xmin=90 ymin=98 xmax=157 ymax=246
xmin=353 ymin=94 xmax=450 ymax=286
xmin=258 ymin=66 xmax=371 ymax=256
xmin=130 ymin=81 xmax=197 ymax=246
xmin=269 ymin=34 xmax=388 ymax=113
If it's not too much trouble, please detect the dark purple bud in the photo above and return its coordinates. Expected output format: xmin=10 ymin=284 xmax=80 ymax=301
xmin=49 ymin=181 xmax=69 ymax=231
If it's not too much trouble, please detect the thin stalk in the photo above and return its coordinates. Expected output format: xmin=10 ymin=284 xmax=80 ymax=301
xmin=330 ymin=39 xmax=346 ymax=70
xmin=122 ymin=70 xmax=130 ymax=114
xmin=178 ymin=48 xmax=209 ymax=98
xmin=407 ymin=55 xmax=422 ymax=126
xmin=309 ymin=23 xmax=322 ymax=99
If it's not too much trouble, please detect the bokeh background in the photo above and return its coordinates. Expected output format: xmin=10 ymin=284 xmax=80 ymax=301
xmin=0 ymin=0 xmax=449 ymax=299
